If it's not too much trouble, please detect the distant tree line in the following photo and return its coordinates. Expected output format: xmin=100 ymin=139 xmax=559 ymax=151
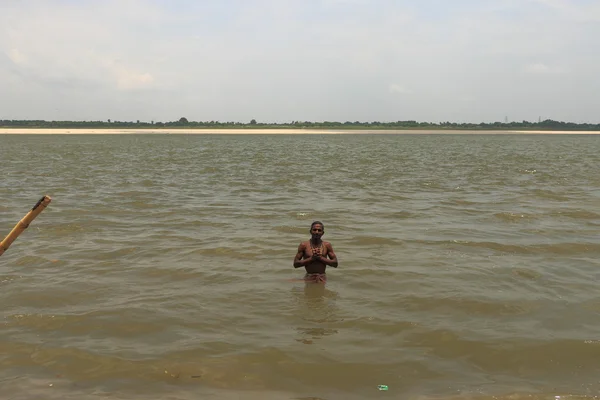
xmin=0 ymin=118 xmax=599 ymax=131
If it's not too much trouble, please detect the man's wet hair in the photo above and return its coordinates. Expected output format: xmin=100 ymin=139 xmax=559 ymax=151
xmin=311 ymin=221 xmax=324 ymax=229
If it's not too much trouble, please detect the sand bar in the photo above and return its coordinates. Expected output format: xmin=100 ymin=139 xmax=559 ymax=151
xmin=1 ymin=128 xmax=600 ymax=135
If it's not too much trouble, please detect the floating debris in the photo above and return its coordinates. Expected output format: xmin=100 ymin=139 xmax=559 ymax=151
xmin=164 ymin=370 xmax=180 ymax=379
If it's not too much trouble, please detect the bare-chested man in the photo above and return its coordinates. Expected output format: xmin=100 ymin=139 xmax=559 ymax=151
xmin=293 ymin=221 xmax=338 ymax=283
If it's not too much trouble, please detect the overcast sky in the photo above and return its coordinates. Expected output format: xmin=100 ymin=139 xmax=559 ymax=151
xmin=1 ymin=0 xmax=599 ymax=123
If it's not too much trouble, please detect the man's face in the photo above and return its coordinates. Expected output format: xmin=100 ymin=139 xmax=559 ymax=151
xmin=310 ymin=224 xmax=324 ymax=239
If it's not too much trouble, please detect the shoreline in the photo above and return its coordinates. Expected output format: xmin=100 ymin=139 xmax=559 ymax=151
xmin=1 ymin=128 xmax=600 ymax=135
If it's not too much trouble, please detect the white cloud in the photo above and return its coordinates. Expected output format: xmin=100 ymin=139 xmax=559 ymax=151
xmin=97 ymin=57 xmax=155 ymax=90
xmin=523 ymin=63 xmax=564 ymax=74
xmin=529 ymin=0 xmax=600 ymax=22
xmin=114 ymin=69 xmax=154 ymax=91
xmin=322 ymin=0 xmax=368 ymax=5
xmin=389 ymin=84 xmax=413 ymax=95
xmin=6 ymin=48 xmax=26 ymax=65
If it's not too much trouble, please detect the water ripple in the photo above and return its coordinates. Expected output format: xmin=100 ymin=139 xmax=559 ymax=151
xmin=1 ymin=133 xmax=600 ymax=399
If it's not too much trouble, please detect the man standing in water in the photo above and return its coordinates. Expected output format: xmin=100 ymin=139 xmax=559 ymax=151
xmin=293 ymin=221 xmax=338 ymax=283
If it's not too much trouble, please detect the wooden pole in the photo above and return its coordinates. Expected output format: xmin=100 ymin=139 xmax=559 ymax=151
xmin=0 ymin=195 xmax=52 ymax=257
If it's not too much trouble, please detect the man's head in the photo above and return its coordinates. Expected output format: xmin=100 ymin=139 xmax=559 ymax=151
xmin=310 ymin=221 xmax=324 ymax=240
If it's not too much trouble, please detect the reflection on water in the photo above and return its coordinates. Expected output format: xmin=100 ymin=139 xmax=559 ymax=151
xmin=292 ymin=283 xmax=340 ymax=344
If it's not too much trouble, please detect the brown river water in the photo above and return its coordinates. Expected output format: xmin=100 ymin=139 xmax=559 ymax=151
xmin=1 ymin=132 xmax=600 ymax=399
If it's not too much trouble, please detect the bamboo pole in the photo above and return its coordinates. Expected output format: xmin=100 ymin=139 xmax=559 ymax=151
xmin=0 ymin=195 xmax=52 ymax=257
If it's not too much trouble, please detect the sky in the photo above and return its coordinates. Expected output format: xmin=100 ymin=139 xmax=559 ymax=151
xmin=0 ymin=0 xmax=599 ymax=123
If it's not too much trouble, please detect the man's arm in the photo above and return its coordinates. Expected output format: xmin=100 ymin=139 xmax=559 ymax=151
xmin=320 ymin=242 xmax=338 ymax=268
xmin=293 ymin=243 xmax=310 ymax=268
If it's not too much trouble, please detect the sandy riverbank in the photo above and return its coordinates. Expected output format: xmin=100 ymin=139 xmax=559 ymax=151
xmin=1 ymin=128 xmax=600 ymax=135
